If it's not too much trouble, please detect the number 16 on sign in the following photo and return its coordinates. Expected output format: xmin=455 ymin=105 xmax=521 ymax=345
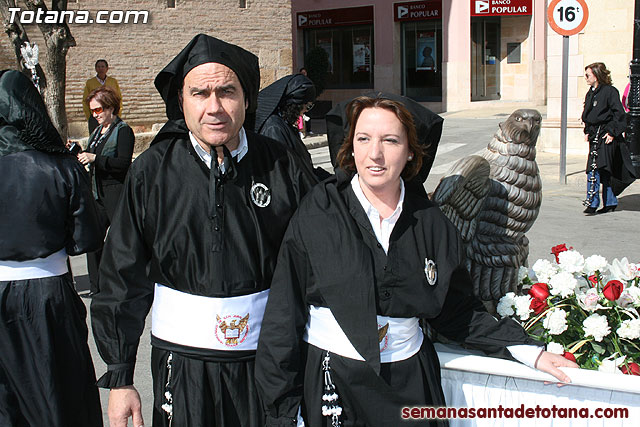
xmin=547 ymin=0 xmax=589 ymax=183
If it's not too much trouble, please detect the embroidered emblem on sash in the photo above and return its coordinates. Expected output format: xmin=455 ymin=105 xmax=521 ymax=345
xmin=424 ymin=258 xmax=437 ymax=286
xmin=215 ymin=313 xmax=250 ymax=346
xmin=378 ymin=323 xmax=389 ymax=352
xmin=250 ymin=181 xmax=271 ymax=207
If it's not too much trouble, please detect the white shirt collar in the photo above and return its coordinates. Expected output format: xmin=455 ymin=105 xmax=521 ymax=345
xmin=350 ymin=174 xmax=405 ymax=254
xmin=189 ymin=127 xmax=248 ymax=170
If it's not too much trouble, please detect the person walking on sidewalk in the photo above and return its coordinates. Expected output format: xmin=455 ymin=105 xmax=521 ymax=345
xmin=582 ymin=62 xmax=636 ymax=215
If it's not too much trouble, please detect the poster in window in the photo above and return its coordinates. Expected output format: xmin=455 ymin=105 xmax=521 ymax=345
xmin=416 ymin=31 xmax=436 ymax=71
xmin=317 ymin=36 xmax=333 ymax=73
xmin=352 ymin=35 xmax=371 ymax=73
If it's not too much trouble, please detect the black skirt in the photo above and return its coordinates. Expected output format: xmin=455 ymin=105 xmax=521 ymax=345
xmin=0 ymin=274 xmax=102 ymax=427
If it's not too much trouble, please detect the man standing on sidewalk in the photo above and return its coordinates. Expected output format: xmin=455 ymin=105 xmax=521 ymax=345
xmin=91 ymin=34 xmax=316 ymax=427
xmin=82 ymin=59 xmax=123 ymax=134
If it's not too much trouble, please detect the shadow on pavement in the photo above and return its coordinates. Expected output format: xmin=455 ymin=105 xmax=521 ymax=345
xmin=617 ymin=193 xmax=640 ymax=212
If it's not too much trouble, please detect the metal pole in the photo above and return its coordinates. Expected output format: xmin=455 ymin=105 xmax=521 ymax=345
xmin=627 ymin=0 xmax=640 ymax=176
xmin=559 ymin=35 xmax=569 ymax=184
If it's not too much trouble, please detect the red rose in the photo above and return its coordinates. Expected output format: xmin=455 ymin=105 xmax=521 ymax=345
xmin=551 ymin=244 xmax=570 ymax=263
xmin=620 ymin=362 xmax=640 ymax=376
xmin=562 ymin=352 xmax=577 ymax=363
xmin=588 ymin=275 xmax=598 ymax=287
xmin=530 ymin=297 xmax=548 ymax=315
xmin=528 ymin=282 xmax=550 ymax=301
xmin=602 ymin=280 xmax=624 ymax=301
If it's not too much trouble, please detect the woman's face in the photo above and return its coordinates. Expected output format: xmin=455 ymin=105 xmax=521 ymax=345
xmin=585 ymin=68 xmax=598 ymax=87
xmin=352 ymin=107 xmax=411 ymax=197
xmin=89 ymin=98 xmax=115 ymax=126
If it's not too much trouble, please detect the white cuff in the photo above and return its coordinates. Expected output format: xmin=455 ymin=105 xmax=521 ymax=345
xmin=507 ymin=344 xmax=544 ymax=369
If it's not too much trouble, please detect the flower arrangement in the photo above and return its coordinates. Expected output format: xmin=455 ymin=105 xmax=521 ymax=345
xmin=497 ymin=244 xmax=640 ymax=375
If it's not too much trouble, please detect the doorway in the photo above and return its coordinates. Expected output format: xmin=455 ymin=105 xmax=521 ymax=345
xmin=471 ymin=17 xmax=501 ymax=101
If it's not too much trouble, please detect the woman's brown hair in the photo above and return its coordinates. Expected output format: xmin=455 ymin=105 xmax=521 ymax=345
xmin=586 ymin=62 xmax=612 ymax=86
xmin=86 ymin=86 xmax=121 ymax=115
xmin=336 ymin=96 xmax=423 ymax=180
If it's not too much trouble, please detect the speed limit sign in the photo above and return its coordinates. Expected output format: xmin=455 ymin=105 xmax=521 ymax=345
xmin=547 ymin=0 xmax=589 ymax=36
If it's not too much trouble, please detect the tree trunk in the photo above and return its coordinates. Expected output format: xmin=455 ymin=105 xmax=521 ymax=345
xmin=0 ymin=0 xmax=75 ymax=140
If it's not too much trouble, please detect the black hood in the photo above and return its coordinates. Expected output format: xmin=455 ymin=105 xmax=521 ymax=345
xmin=154 ymin=34 xmax=260 ymax=126
xmin=254 ymin=74 xmax=315 ymax=133
xmin=0 ymin=69 xmax=66 ymax=157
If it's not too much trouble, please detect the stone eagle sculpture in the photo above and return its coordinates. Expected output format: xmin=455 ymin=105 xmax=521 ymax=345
xmin=432 ymin=109 xmax=542 ymax=311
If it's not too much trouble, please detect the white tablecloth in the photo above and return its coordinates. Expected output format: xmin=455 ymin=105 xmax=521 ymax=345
xmin=436 ymin=343 xmax=640 ymax=426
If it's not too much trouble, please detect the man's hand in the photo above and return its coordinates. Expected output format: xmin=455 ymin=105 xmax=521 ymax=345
xmin=108 ymin=385 xmax=144 ymax=427
xmin=605 ymin=133 xmax=614 ymax=144
xmin=535 ymin=351 xmax=578 ymax=386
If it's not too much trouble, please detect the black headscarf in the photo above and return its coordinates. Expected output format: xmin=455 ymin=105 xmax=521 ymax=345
xmin=325 ymin=92 xmax=444 ymax=198
xmin=254 ymin=74 xmax=315 ymax=133
xmin=154 ymin=34 xmax=260 ymax=125
xmin=0 ymin=69 xmax=66 ymax=157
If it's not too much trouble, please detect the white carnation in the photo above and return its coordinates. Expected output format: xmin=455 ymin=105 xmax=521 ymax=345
xmin=583 ymin=255 xmax=608 ymax=274
xmin=616 ymin=290 xmax=636 ymax=308
xmin=583 ymin=314 xmax=611 ymax=342
xmin=514 ymin=295 xmax=533 ymax=321
xmin=558 ymin=250 xmax=585 ymax=273
xmin=543 ymin=309 xmax=568 ymax=335
xmin=496 ymin=292 xmax=516 ymax=317
xmin=532 ymin=259 xmax=558 ymax=283
xmin=549 ymin=271 xmax=578 ymax=298
xmin=608 ymin=258 xmax=636 ymax=281
xmin=517 ymin=266 xmax=530 ymax=282
xmin=617 ymin=319 xmax=640 ymax=340
xmin=547 ymin=342 xmax=564 ymax=354
xmin=578 ymin=288 xmax=602 ymax=312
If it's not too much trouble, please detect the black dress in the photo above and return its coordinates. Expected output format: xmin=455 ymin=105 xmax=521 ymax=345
xmin=90 ymin=120 xmax=316 ymax=426
xmin=255 ymin=170 xmax=539 ymax=427
xmin=582 ymin=84 xmax=636 ymax=195
xmin=0 ymin=70 xmax=104 ymax=427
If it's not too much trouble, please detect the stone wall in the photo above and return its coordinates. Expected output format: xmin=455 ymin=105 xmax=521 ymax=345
xmin=0 ymin=0 xmax=293 ymax=137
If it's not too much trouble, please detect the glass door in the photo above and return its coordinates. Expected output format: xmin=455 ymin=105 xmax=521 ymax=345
xmin=471 ymin=17 xmax=501 ymax=101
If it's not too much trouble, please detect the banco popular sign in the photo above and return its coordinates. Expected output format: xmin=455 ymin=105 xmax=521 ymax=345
xmin=394 ymin=1 xmax=442 ymax=22
xmin=471 ymin=0 xmax=532 ymax=17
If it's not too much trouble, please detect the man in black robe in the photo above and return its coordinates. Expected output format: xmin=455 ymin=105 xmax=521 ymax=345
xmin=255 ymin=74 xmax=330 ymax=180
xmin=0 ymin=70 xmax=103 ymax=427
xmin=91 ymin=34 xmax=316 ymax=427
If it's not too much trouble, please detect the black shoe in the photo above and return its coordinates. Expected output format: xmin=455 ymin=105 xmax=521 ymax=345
xmin=597 ymin=205 xmax=617 ymax=214
xmin=583 ymin=207 xmax=597 ymax=215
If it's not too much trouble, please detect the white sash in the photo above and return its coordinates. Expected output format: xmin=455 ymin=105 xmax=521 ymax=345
xmin=303 ymin=305 xmax=424 ymax=363
xmin=151 ymin=284 xmax=268 ymax=351
xmin=0 ymin=249 xmax=68 ymax=281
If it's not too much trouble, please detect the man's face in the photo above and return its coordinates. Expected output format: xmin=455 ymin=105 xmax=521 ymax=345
xmin=180 ymin=62 xmax=247 ymax=152
xmin=95 ymin=62 xmax=108 ymax=79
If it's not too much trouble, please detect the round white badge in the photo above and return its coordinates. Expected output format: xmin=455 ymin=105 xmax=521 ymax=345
xmin=250 ymin=182 xmax=271 ymax=207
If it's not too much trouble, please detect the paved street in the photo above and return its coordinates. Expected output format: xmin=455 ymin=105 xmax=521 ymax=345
xmin=75 ymin=110 xmax=640 ymax=426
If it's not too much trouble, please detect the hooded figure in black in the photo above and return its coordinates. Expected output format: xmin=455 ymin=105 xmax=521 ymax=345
xmin=90 ymin=34 xmax=316 ymax=427
xmin=0 ymin=70 xmax=103 ymax=427
xmin=255 ymin=73 xmax=330 ymax=180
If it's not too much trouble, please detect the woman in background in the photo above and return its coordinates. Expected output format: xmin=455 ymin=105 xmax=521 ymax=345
xmin=78 ymin=86 xmax=134 ymax=296
xmin=582 ymin=62 xmax=636 ymax=214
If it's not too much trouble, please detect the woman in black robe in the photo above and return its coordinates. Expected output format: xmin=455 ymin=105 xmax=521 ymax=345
xmin=255 ymin=96 xmax=576 ymax=427
xmin=255 ymin=74 xmax=330 ymax=180
xmin=0 ymin=70 xmax=103 ymax=426
xmin=582 ymin=62 xmax=636 ymax=214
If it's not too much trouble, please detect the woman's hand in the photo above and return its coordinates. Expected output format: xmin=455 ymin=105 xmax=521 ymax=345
xmin=605 ymin=133 xmax=614 ymax=144
xmin=77 ymin=152 xmax=96 ymax=165
xmin=535 ymin=351 xmax=578 ymax=386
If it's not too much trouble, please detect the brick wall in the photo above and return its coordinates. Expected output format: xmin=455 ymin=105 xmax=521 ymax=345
xmin=0 ymin=0 xmax=293 ymax=136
